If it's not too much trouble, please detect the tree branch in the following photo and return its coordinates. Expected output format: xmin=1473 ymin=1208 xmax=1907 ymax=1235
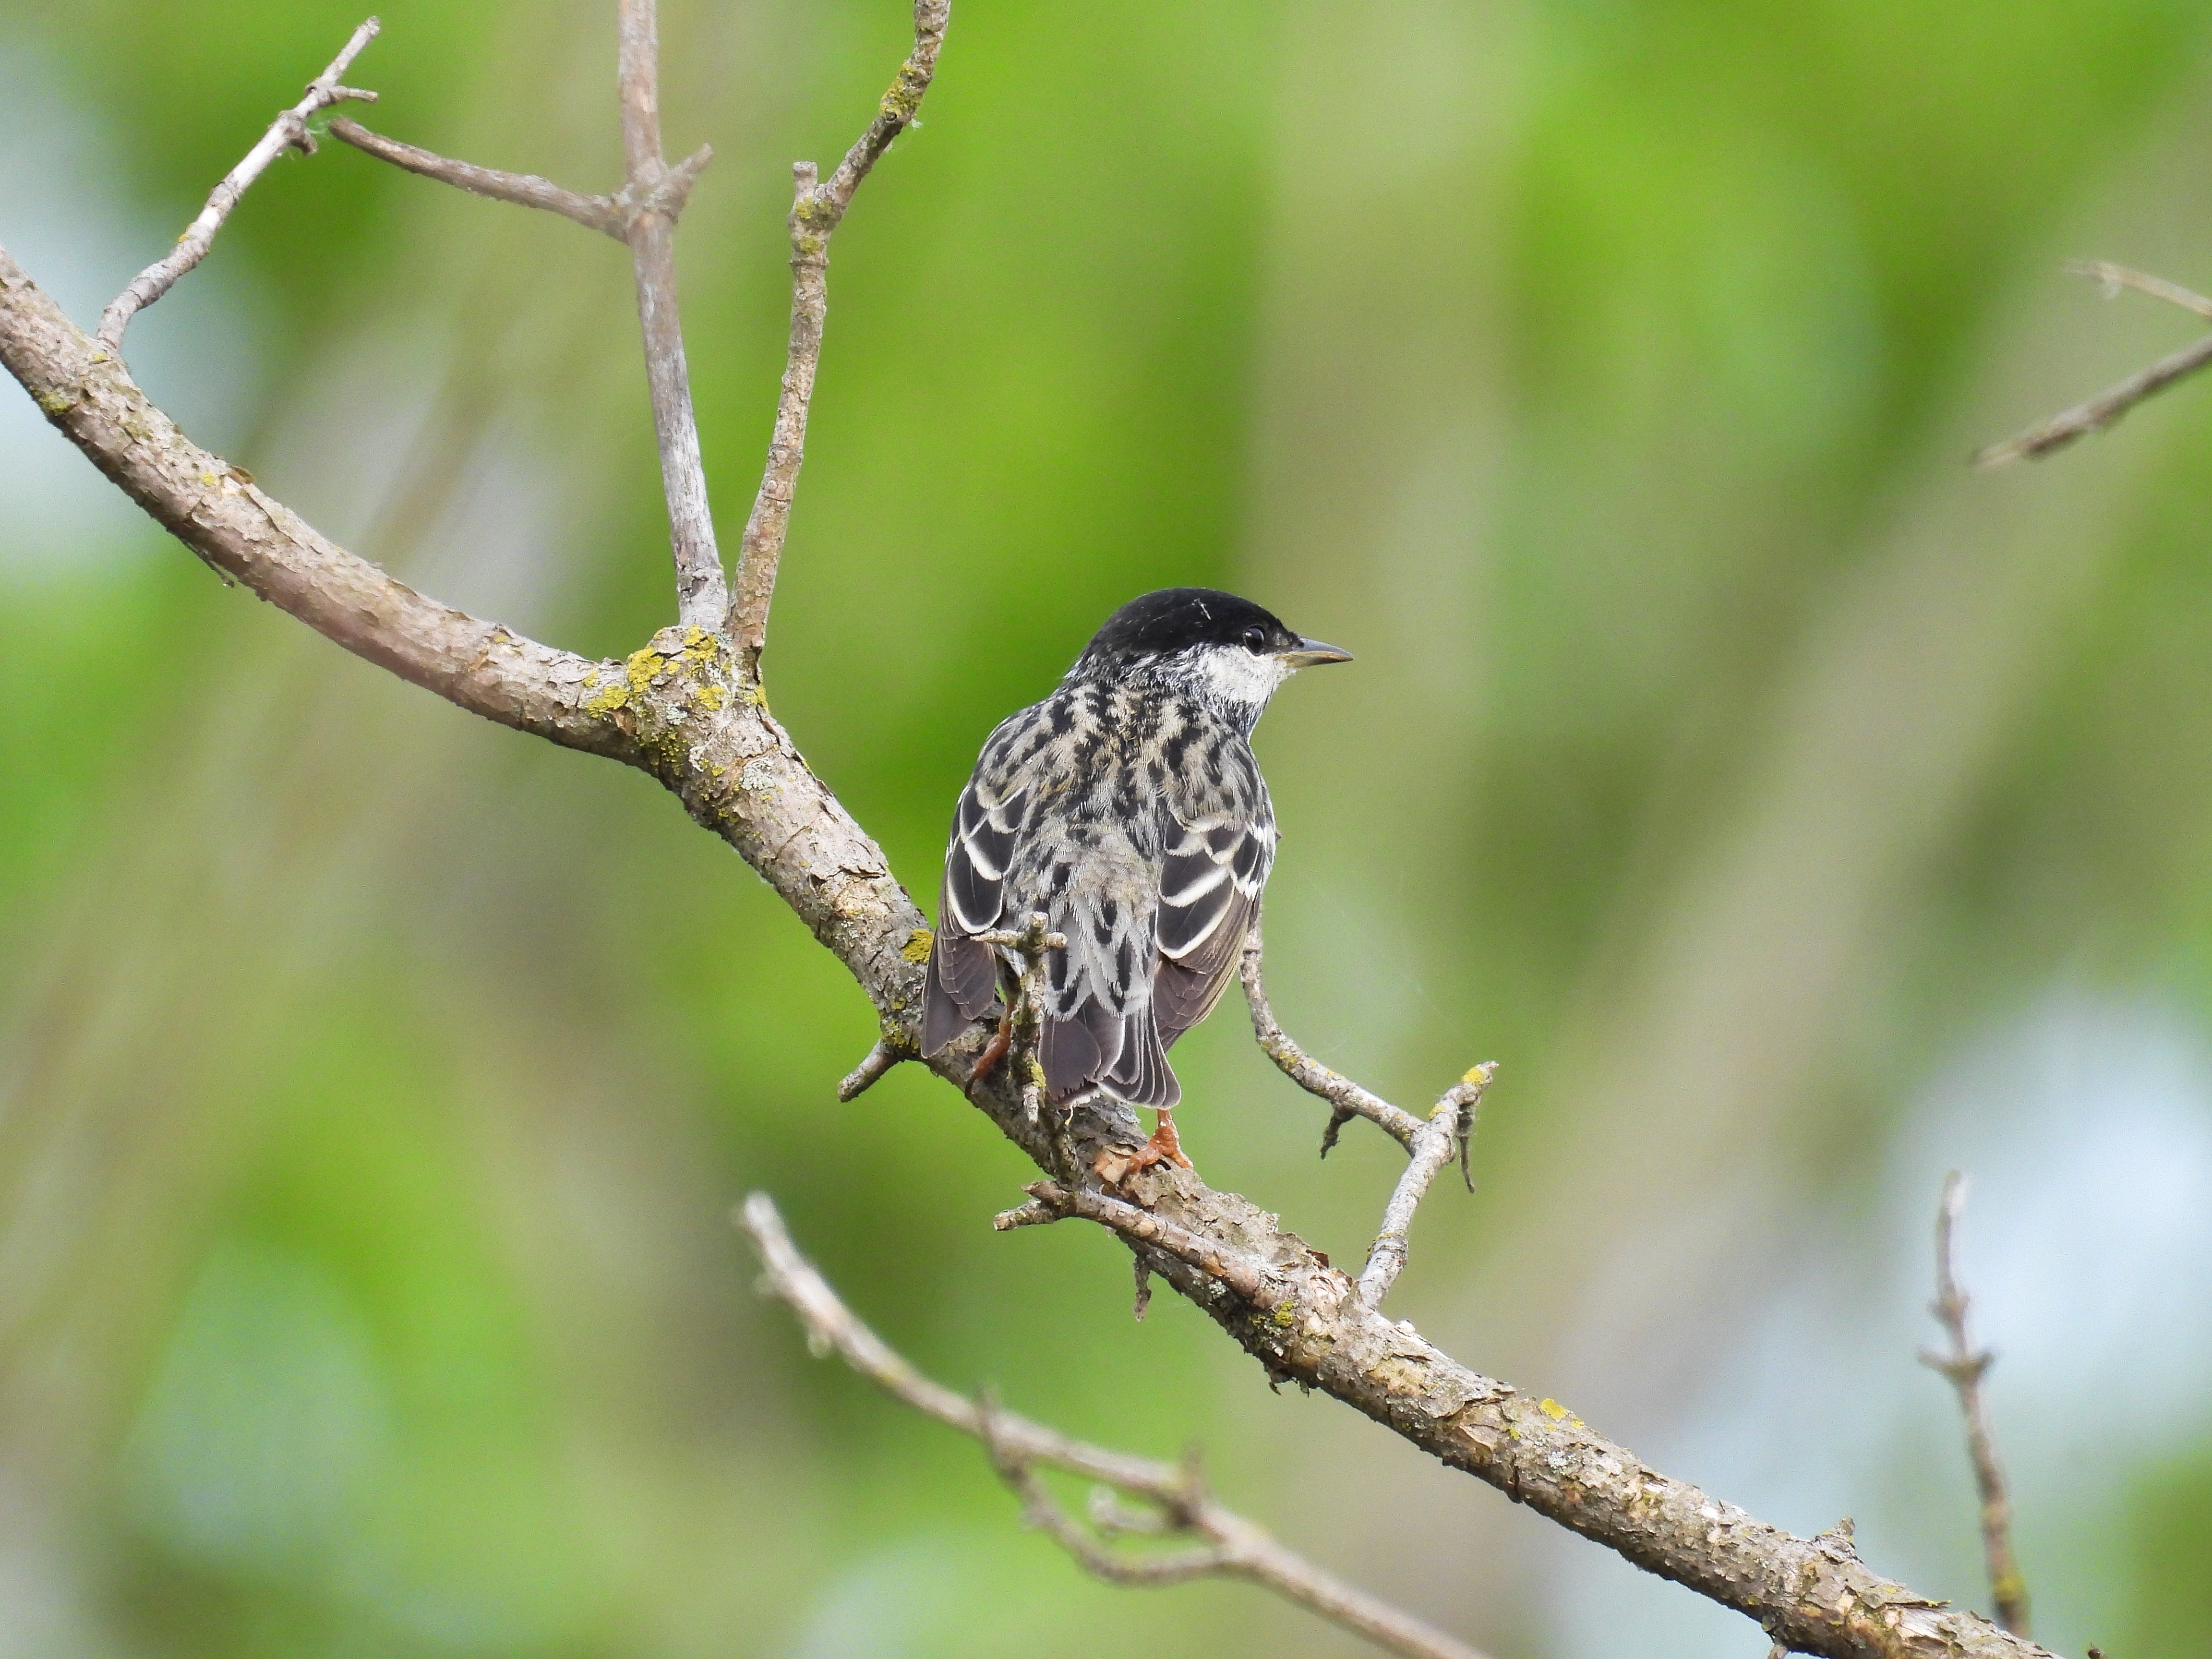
xmin=0 ymin=13 xmax=2065 ymax=1656
xmin=1240 ymin=926 xmax=1425 ymax=1154
xmin=617 ymin=0 xmax=726 ymax=633
xmin=1357 ymin=1063 xmax=1494 ymax=1308
xmin=97 ymin=17 xmax=381 ymax=351
xmin=1917 ymin=1173 xmax=2031 ymax=1636
xmin=739 ymin=1193 xmax=1491 ymax=1659
xmin=727 ymin=0 xmax=951 ymax=665
xmin=1976 ymin=259 xmax=2212 ymax=467
xmin=7 ymin=252 xmax=627 ymax=756
xmin=328 ymin=117 xmax=627 ymax=239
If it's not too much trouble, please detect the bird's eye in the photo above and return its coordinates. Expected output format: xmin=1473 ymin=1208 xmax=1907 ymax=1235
xmin=1240 ymin=625 xmax=1267 ymax=653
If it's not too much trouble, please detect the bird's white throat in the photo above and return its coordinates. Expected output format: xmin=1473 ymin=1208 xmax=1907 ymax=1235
xmin=1160 ymin=643 xmax=1294 ymax=732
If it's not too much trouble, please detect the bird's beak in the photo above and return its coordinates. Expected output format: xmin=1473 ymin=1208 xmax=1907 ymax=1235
xmin=1280 ymin=637 xmax=1353 ymax=668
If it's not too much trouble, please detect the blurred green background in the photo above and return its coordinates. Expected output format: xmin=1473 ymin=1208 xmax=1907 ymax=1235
xmin=5 ymin=0 xmax=2212 ymax=1654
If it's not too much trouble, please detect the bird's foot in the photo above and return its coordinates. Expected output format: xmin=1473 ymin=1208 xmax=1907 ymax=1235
xmin=970 ymin=1006 xmax=1015 ymax=1084
xmin=1110 ymin=1109 xmax=1193 ymax=1177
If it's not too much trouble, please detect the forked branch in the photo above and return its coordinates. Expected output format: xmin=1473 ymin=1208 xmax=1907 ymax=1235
xmin=97 ymin=17 xmax=381 ymax=350
xmin=1918 ymin=1173 xmax=2031 ymax=1636
xmin=1358 ymin=1063 xmax=1493 ymax=1307
xmin=739 ymin=1193 xmax=1490 ymax=1659
xmin=329 ymin=0 xmax=721 ymax=629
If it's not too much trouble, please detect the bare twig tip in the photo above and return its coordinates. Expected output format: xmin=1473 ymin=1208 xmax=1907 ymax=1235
xmin=1976 ymin=258 xmax=2212 ymax=468
xmin=96 ymin=15 xmax=387 ymax=349
xmin=1922 ymin=1171 xmax=2032 ymax=1636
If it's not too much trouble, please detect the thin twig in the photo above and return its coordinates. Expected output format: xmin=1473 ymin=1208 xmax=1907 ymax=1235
xmin=1240 ymin=926 xmax=1425 ymax=1153
xmin=1917 ymin=1172 xmax=2031 ymax=1637
xmin=329 ymin=118 xmax=626 ymax=238
xmin=1976 ymin=259 xmax=2212 ymax=467
xmin=617 ymin=0 xmax=726 ymax=634
xmin=1356 ymin=1064 xmax=1495 ymax=1308
xmin=1975 ymin=332 xmax=2212 ymax=466
xmin=740 ymin=1193 xmax=1490 ymax=1659
xmin=98 ymin=18 xmax=381 ymax=350
xmin=727 ymin=0 xmax=951 ymax=664
xmin=1018 ymin=1180 xmax=1284 ymax=1309
xmin=2066 ymin=259 xmax=2212 ymax=321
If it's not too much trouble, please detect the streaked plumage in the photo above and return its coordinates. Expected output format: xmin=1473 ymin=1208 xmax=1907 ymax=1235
xmin=922 ymin=589 xmax=1349 ymax=1157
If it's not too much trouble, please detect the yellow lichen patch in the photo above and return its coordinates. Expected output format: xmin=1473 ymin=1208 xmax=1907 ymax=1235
xmin=624 ymin=645 xmax=667 ymax=696
xmin=902 ymin=928 xmax=935 ymax=963
xmin=1271 ymin=1300 xmax=1297 ymax=1330
xmin=1539 ymin=1398 xmax=1570 ymax=1421
xmin=585 ymin=628 xmax=735 ymax=731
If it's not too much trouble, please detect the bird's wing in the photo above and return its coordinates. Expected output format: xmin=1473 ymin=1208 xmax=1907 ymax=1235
xmin=1153 ymin=805 xmax=1275 ymax=1045
xmin=1034 ymin=815 xmax=1180 ymax=1107
xmin=1041 ymin=735 xmax=1276 ymax=1106
xmin=921 ymin=761 xmax=1030 ymax=1057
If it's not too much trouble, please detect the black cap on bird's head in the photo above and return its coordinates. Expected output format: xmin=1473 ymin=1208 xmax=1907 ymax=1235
xmin=1076 ymin=588 xmax=1352 ymax=673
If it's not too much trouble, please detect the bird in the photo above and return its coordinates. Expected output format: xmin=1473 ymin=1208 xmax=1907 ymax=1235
xmin=921 ymin=588 xmax=1352 ymax=1174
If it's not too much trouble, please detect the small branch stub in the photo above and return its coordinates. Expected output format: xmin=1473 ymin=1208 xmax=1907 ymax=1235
xmin=837 ymin=1033 xmax=912 ymax=1101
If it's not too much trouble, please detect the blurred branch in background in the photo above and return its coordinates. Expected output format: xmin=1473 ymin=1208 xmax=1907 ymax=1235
xmin=1919 ymin=1173 xmax=2032 ymax=1637
xmin=739 ymin=1194 xmax=1490 ymax=1659
xmin=1978 ymin=261 xmax=2212 ymax=467
xmin=96 ymin=15 xmax=381 ymax=350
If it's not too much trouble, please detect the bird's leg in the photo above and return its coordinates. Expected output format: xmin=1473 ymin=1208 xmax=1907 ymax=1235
xmin=971 ymin=914 xmax=1060 ymax=1100
xmin=1121 ymin=1107 xmax=1194 ymax=1173
xmin=971 ymin=1003 xmax=1014 ymax=1083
